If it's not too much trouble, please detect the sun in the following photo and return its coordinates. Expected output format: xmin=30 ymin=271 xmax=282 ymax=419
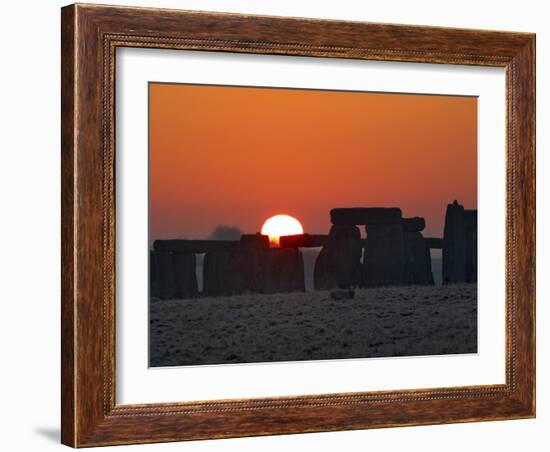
xmin=261 ymin=214 xmax=303 ymax=247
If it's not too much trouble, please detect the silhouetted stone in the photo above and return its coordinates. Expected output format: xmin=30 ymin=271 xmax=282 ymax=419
xmin=330 ymin=207 xmax=402 ymax=226
xmin=443 ymin=200 xmax=478 ymax=283
xmin=425 ymin=237 xmax=444 ymax=249
xmin=314 ymin=247 xmax=337 ymax=290
xmin=464 ymin=210 xmax=478 ymax=283
xmin=402 ymin=217 xmax=426 ymax=232
xmin=228 ymin=247 xmax=269 ymax=294
xmin=150 ymin=250 xmax=160 ymax=298
xmin=203 ymin=250 xmax=232 ymax=296
xmin=404 ymin=231 xmax=434 ymax=285
xmin=265 ymin=248 xmax=305 ymax=293
xmin=154 ymin=239 xmax=237 ymax=253
xmin=202 ymin=234 xmax=270 ymax=295
xmin=240 ymin=233 xmax=270 ymax=248
xmin=362 ymin=223 xmax=406 ymax=287
xmin=279 ymin=234 xmax=329 ymax=248
xmin=154 ymin=251 xmax=199 ymax=299
xmin=172 ymin=252 xmax=198 ymax=298
xmin=156 ymin=251 xmax=175 ymax=299
xmin=470 ymin=228 xmax=478 ymax=283
xmin=329 ymin=224 xmax=361 ymax=240
xmin=314 ymin=225 xmax=362 ymax=290
xmin=464 ymin=210 xmax=477 ymax=228
xmin=203 ymin=239 xmax=305 ymax=295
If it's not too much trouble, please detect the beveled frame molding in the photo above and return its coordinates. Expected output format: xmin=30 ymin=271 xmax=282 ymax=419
xmin=61 ymin=3 xmax=535 ymax=447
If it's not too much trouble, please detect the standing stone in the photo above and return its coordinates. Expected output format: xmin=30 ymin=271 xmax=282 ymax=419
xmin=156 ymin=251 xmax=176 ymax=299
xmin=203 ymin=250 xmax=232 ymax=296
xmin=362 ymin=223 xmax=406 ymax=287
xmin=226 ymin=246 xmax=268 ymax=295
xmin=404 ymin=231 xmax=434 ymax=285
xmin=155 ymin=251 xmax=198 ymax=299
xmin=471 ymin=228 xmax=478 ymax=283
xmin=203 ymin=234 xmax=271 ymax=295
xmin=172 ymin=252 xmax=198 ymax=298
xmin=464 ymin=209 xmax=478 ymax=283
xmin=265 ymin=248 xmax=305 ymax=293
xmin=150 ymin=250 xmax=160 ymax=298
xmin=232 ymin=234 xmax=270 ymax=294
xmin=314 ymin=225 xmax=362 ymax=290
xmin=442 ymin=200 xmax=468 ymax=284
xmin=313 ymin=247 xmax=337 ymax=290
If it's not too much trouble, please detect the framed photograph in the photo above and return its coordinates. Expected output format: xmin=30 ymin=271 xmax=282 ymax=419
xmin=61 ymin=3 xmax=535 ymax=447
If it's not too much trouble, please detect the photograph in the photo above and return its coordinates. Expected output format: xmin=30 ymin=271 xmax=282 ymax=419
xmin=50 ymin=1 xmax=536 ymax=448
xmin=148 ymin=82 xmax=479 ymax=367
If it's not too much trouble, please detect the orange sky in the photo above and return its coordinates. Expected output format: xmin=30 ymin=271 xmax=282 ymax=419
xmin=149 ymin=83 xmax=477 ymax=242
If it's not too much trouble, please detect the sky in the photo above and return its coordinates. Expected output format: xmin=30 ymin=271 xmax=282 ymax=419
xmin=149 ymin=83 xmax=477 ymax=242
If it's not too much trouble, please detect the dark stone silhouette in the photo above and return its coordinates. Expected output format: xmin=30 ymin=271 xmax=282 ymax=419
xmin=227 ymin=249 xmax=266 ymax=294
xmin=400 ymin=217 xmax=433 ymax=285
xmin=239 ymin=234 xmax=270 ymax=248
xmin=203 ymin=250 xmax=232 ymax=296
xmin=464 ymin=210 xmax=478 ymax=283
xmin=150 ymin=250 xmax=160 ymax=298
xmin=443 ymin=200 xmax=477 ymax=283
xmin=331 ymin=207 xmax=402 ymax=225
xmin=314 ymin=225 xmax=362 ymax=290
xmin=172 ymin=253 xmax=198 ymax=297
xmin=279 ymin=234 xmax=329 ymax=248
xmin=362 ymin=223 xmax=406 ymax=287
xmin=402 ymin=216 xmax=426 ymax=232
xmin=202 ymin=234 xmax=303 ymax=296
xmin=327 ymin=208 xmax=418 ymax=288
xmin=203 ymin=234 xmax=268 ymax=296
xmin=265 ymin=248 xmax=305 ymax=293
xmin=155 ymin=251 xmax=198 ymax=299
xmin=151 ymin=201 xmax=476 ymax=298
xmin=156 ymin=251 xmax=174 ymax=299
xmin=229 ymin=234 xmax=271 ymax=294
xmin=425 ymin=237 xmax=443 ymax=249
xmin=154 ymin=239 xmax=237 ymax=253
xmin=443 ymin=200 xmax=467 ymax=283
xmin=404 ymin=231 xmax=434 ymax=285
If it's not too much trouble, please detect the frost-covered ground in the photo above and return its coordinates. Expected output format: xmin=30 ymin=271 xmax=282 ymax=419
xmin=150 ymin=283 xmax=477 ymax=367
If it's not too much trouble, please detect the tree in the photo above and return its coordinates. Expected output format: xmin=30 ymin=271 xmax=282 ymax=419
xmin=208 ymin=225 xmax=242 ymax=241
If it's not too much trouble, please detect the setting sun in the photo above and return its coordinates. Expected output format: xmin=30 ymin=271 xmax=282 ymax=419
xmin=261 ymin=214 xmax=304 ymax=247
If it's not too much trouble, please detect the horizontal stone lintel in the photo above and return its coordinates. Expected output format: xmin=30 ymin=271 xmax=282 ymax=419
xmin=156 ymin=234 xmax=442 ymax=251
xmin=279 ymin=234 xmax=329 ymax=248
xmin=154 ymin=239 xmax=238 ymax=253
xmin=331 ymin=207 xmax=403 ymax=225
xmin=402 ymin=216 xmax=426 ymax=232
xmin=154 ymin=235 xmax=269 ymax=253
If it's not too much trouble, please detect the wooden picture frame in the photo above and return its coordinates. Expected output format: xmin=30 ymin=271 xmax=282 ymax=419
xmin=61 ymin=3 xmax=535 ymax=447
